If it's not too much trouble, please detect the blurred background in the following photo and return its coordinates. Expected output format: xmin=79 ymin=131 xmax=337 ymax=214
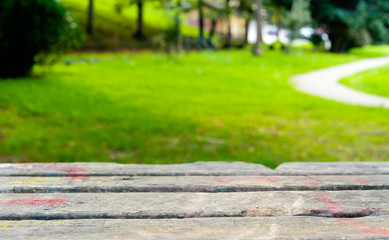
xmin=0 ymin=0 xmax=388 ymax=168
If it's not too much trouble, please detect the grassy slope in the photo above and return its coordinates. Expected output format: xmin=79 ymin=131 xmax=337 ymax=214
xmin=350 ymin=45 xmax=389 ymax=58
xmin=1 ymin=50 xmax=388 ymax=168
xmin=340 ymin=65 xmax=389 ymax=98
xmin=341 ymin=45 xmax=389 ymax=98
xmin=62 ymin=0 xmax=198 ymax=49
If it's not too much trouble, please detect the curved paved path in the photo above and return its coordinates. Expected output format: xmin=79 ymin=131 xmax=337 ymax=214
xmin=292 ymin=56 xmax=389 ymax=108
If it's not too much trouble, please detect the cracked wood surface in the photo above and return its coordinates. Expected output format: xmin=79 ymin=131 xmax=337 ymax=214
xmin=0 ymin=191 xmax=387 ymax=219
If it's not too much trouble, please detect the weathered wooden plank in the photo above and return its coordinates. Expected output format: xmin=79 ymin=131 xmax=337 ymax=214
xmin=0 ymin=191 xmax=387 ymax=220
xmin=1 ymin=175 xmax=388 ymax=193
xmin=276 ymin=162 xmax=389 ymax=175
xmin=0 ymin=162 xmax=274 ymax=176
xmin=2 ymin=162 xmax=386 ymax=177
xmin=1 ymin=216 xmax=388 ymax=239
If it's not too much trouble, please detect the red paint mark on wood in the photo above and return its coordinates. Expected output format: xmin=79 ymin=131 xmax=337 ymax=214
xmin=212 ymin=177 xmax=282 ymax=184
xmin=355 ymin=177 xmax=370 ymax=184
xmin=341 ymin=219 xmax=389 ymax=236
xmin=213 ymin=177 xmax=230 ymax=185
xmin=254 ymin=178 xmax=282 ymax=182
xmin=316 ymin=193 xmax=389 ymax=236
xmin=300 ymin=178 xmax=319 ymax=186
xmin=45 ymin=164 xmax=89 ymax=180
xmin=0 ymin=198 xmax=67 ymax=206
xmin=316 ymin=192 xmax=344 ymax=213
xmin=23 ymin=163 xmax=89 ymax=180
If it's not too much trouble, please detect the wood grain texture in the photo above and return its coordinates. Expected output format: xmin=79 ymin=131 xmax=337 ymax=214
xmin=1 ymin=175 xmax=388 ymax=193
xmin=0 ymin=162 xmax=274 ymax=176
xmin=1 ymin=217 xmax=388 ymax=239
xmin=276 ymin=162 xmax=389 ymax=175
xmin=1 ymin=162 xmax=388 ymax=239
xmin=0 ymin=191 xmax=387 ymax=220
xmin=1 ymin=162 xmax=387 ymax=177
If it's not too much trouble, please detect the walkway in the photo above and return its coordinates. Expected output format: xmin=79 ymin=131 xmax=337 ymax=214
xmin=292 ymin=56 xmax=389 ymax=108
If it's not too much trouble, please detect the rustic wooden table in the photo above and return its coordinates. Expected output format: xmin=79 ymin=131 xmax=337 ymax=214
xmin=0 ymin=162 xmax=388 ymax=239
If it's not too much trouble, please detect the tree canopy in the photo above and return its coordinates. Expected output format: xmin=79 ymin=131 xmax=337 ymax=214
xmin=0 ymin=0 xmax=82 ymax=78
xmin=310 ymin=0 xmax=389 ymax=52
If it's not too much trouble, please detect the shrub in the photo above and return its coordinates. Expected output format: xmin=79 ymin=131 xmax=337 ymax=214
xmin=0 ymin=0 xmax=83 ymax=78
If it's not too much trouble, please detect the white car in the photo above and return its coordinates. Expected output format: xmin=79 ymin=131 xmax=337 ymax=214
xmin=247 ymin=22 xmax=331 ymax=50
xmin=247 ymin=22 xmax=289 ymax=45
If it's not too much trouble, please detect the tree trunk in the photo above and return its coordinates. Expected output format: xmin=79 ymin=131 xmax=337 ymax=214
xmin=198 ymin=0 xmax=204 ymax=38
xmin=208 ymin=19 xmax=217 ymax=41
xmin=175 ymin=0 xmax=183 ymax=52
xmin=226 ymin=0 xmax=232 ymax=48
xmin=275 ymin=7 xmax=281 ymax=43
xmin=253 ymin=0 xmax=263 ymax=56
xmin=134 ymin=0 xmax=145 ymax=39
xmin=86 ymin=0 xmax=94 ymax=35
xmin=244 ymin=19 xmax=249 ymax=44
xmin=329 ymin=24 xmax=351 ymax=53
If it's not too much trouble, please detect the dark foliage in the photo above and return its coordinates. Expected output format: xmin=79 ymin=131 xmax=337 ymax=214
xmin=265 ymin=0 xmax=293 ymax=9
xmin=310 ymin=0 xmax=389 ymax=53
xmin=0 ymin=0 xmax=82 ymax=78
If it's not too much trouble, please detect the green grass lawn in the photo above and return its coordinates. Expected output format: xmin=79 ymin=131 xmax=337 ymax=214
xmin=350 ymin=45 xmax=389 ymax=58
xmin=340 ymin=64 xmax=389 ymax=98
xmin=1 ymin=50 xmax=388 ymax=168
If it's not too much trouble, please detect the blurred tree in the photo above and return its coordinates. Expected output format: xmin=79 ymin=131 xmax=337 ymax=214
xmin=134 ymin=0 xmax=145 ymax=38
xmin=309 ymin=0 xmax=389 ymax=52
xmin=86 ymin=0 xmax=94 ymax=35
xmin=284 ymin=0 xmax=311 ymax=46
xmin=207 ymin=7 xmax=223 ymax=44
xmin=264 ymin=0 xmax=293 ymax=42
xmin=174 ymin=0 xmax=183 ymax=51
xmin=238 ymin=0 xmax=256 ymax=44
xmin=196 ymin=0 xmax=224 ymax=48
xmin=116 ymin=0 xmax=147 ymax=39
xmin=225 ymin=0 xmax=232 ymax=48
xmin=0 ymin=0 xmax=82 ymax=78
xmin=160 ymin=0 xmax=185 ymax=52
xmin=253 ymin=0 xmax=263 ymax=55
xmin=198 ymin=0 xmax=205 ymax=38
xmin=310 ymin=0 xmax=360 ymax=52
xmin=363 ymin=0 xmax=389 ymax=45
